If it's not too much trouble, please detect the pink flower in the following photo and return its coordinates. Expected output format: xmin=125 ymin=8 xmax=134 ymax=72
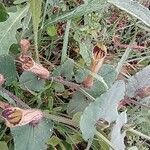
xmin=19 ymin=55 xmax=50 ymax=79
xmin=83 ymin=43 xmax=107 ymax=88
xmin=2 ymin=106 xmax=43 ymax=127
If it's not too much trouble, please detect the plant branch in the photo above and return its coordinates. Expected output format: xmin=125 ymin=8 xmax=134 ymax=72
xmin=44 ymin=113 xmax=77 ymax=127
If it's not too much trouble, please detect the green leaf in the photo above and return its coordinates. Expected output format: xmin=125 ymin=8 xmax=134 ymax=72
xmin=19 ymin=71 xmax=45 ymax=92
xmin=0 ymin=141 xmax=8 ymax=150
xmin=52 ymin=59 xmax=74 ymax=80
xmin=80 ymin=80 xmax=125 ymax=140
xmin=0 ymin=6 xmax=29 ymax=55
xmin=108 ymin=0 xmax=150 ymax=27
xmin=29 ymin=0 xmax=42 ymax=60
xmin=0 ymin=3 xmax=9 ymax=22
xmin=0 ymin=55 xmax=17 ymax=86
xmin=126 ymin=65 xmax=150 ymax=97
xmin=111 ymin=111 xmax=127 ymax=150
xmin=54 ymin=83 xmax=65 ymax=93
xmin=11 ymin=118 xmax=53 ymax=150
xmin=47 ymin=25 xmax=57 ymax=37
xmin=67 ymin=91 xmax=90 ymax=116
xmin=73 ymin=32 xmax=92 ymax=66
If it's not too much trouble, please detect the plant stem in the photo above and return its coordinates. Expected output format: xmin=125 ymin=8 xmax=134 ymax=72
xmin=61 ymin=20 xmax=71 ymax=63
xmin=48 ymin=76 xmax=95 ymax=101
xmin=44 ymin=113 xmax=77 ymax=127
xmin=0 ymin=88 xmax=30 ymax=109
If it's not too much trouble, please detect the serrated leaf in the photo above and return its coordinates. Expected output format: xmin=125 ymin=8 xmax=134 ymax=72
xmin=0 ymin=141 xmax=8 ymax=150
xmin=0 ymin=6 xmax=29 ymax=55
xmin=19 ymin=71 xmax=45 ymax=92
xmin=0 ymin=55 xmax=17 ymax=86
xmin=11 ymin=118 xmax=53 ymax=150
xmin=52 ymin=59 xmax=74 ymax=80
xmin=126 ymin=65 xmax=150 ymax=97
xmin=110 ymin=111 xmax=127 ymax=150
xmin=108 ymin=0 xmax=150 ymax=27
xmin=80 ymin=80 xmax=125 ymax=140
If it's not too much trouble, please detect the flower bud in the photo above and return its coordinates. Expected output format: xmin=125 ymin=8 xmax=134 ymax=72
xmin=0 ymin=74 xmax=5 ymax=86
xmin=2 ymin=107 xmax=43 ymax=127
xmin=83 ymin=43 xmax=107 ymax=88
xmin=20 ymin=39 xmax=30 ymax=54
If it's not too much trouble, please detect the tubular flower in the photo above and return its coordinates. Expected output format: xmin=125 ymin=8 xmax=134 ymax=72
xmin=83 ymin=43 xmax=107 ymax=88
xmin=0 ymin=74 xmax=5 ymax=86
xmin=1 ymin=106 xmax=43 ymax=128
xmin=19 ymin=55 xmax=50 ymax=79
xmin=20 ymin=39 xmax=30 ymax=54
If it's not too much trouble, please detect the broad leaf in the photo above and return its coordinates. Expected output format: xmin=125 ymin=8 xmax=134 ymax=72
xmin=67 ymin=91 xmax=90 ymax=116
xmin=80 ymin=80 xmax=125 ymax=140
xmin=126 ymin=65 xmax=150 ymax=97
xmin=11 ymin=118 xmax=53 ymax=150
xmin=108 ymin=0 xmax=150 ymax=27
xmin=110 ymin=111 xmax=127 ymax=150
xmin=0 ymin=55 xmax=17 ymax=86
xmin=0 ymin=6 xmax=29 ymax=55
xmin=52 ymin=59 xmax=74 ymax=80
xmin=19 ymin=71 xmax=45 ymax=92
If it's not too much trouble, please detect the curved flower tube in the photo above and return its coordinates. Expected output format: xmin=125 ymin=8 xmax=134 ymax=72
xmin=2 ymin=106 xmax=43 ymax=127
xmin=83 ymin=43 xmax=107 ymax=88
xmin=19 ymin=54 xmax=50 ymax=79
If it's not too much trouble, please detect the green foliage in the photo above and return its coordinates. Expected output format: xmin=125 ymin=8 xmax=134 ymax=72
xmin=0 ymin=55 xmax=17 ymax=86
xmin=0 ymin=3 xmax=9 ymax=22
xmin=11 ymin=118 xmax=53 ymax=150
xmin=0 ymin=6 xmax=29 ymax=55
xmin=0 ymin=0 xmax=150 ymax=149
xmin=80 ymin=80 xmax=125 ymax=140
xmin=53 ymin=59 xmax=74 ymax=80
xmin=19 ymin=71 xmax=45 ymax=92
xmin=29 ymin=0 xmax=42 ymax=60
xmin=47 ymin=25 xmax=57 ymax=37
